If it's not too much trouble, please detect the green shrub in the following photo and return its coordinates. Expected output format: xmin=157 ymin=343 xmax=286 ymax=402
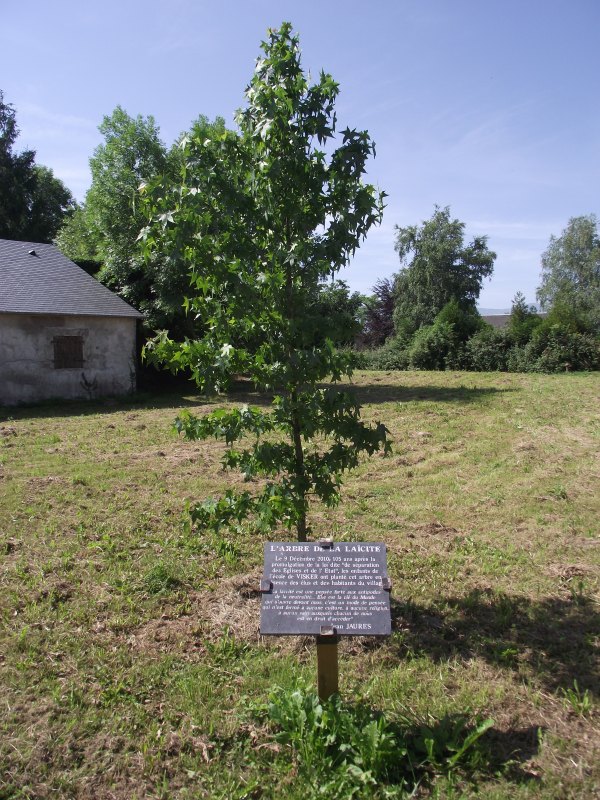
xmin=354 ymin=284 xmax=600 ymax=375
xmin=359 ymin=319 xmax=457 ymax=372
xmin=508 ymin=292 xmax=543 ymax=344
xmin=454 ymin=324 xmax=599 ymax=373
xmin=448 ymin=326 xmax=512 ymax=371
xmin=537 ymin=300 xmax=596 ymax=335
xmin=435 ymin=298 xmax=487 ymax=343
xmin=405 ymin=321 xmax=455 ymax=370
xmin=356 ymin=337 xmax=410 ymax=371
xmin=511 ymin=324 xmax=600 ymax=372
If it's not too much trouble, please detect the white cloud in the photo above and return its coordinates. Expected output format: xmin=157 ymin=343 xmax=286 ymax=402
xmin=466 ymin=219 xmax=559 ymax=240
xmin=19 ymin=104 xmax=97 ymax=130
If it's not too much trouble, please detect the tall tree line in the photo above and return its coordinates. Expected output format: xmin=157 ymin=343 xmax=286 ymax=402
xmin=363 ymin=206 xmax=496 ymax=347
xmin=4 ymin=88 xmax=596 ymax=348
xmin=0 ymin=91 xmax=75 ymax=242
xmin=363 ymin=208 xmax=599 ymax=348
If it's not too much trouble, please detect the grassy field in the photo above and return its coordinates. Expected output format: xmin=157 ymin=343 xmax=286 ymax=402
xmin=1 ymin=370 xmax=599 ymax=799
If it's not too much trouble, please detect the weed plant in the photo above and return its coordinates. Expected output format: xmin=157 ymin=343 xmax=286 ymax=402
xmin=562 ymin=681 xmax=592 ymax=718
xmin=248 ymin=682 xmax=493 ymax=798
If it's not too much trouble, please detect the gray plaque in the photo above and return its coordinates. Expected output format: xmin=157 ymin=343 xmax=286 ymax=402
xmin=260 ymin=542 xmax=391 ymax=636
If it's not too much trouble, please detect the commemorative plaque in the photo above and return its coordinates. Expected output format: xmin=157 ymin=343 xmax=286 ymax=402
xmin=260 ymin=541 xmax=392 ymax=636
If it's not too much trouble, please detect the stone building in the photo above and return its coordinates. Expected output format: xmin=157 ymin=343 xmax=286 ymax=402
xmin=0 ymin=239 xmax=142 ymax=405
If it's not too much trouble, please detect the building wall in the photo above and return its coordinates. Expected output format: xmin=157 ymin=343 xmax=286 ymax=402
xmin=0 ymin=313 xmax=137 ymax=404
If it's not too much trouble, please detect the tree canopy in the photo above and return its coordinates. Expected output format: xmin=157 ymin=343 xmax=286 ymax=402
xmin=537 ymin=214 xmax=600 ymax=333
xmin=508 ymin=291 xmax=542 ymax=344
xmin=0 ymin=91 xmax=74 ymax=242
xmin=87 ymin=107 xmax=168 ymax=275
xmin=308 ymin=280 xmax=365 ymax=347
xmin=55 ymin=109 xmax=230 ymax=338
xmin=362 ymin=277 xmax=395 ymax=347
xmin=393 ymin=205 xmax=496 ymax=334
xmin=140 ymin=23 xmax=389 ymax=541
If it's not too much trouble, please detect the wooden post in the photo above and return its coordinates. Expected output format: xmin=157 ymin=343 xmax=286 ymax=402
xmin=316 ymin=635 xmax=339 ymax=701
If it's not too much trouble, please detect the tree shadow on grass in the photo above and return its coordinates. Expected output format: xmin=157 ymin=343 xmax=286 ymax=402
xmin=374 ymin=590 xmax=600 ymax=782
xmin=392 ymin=710 xmax=543 ymax=785
xmin=352 ymin=382 xmax=516 ymax=405
xmin=483 ymin=725 xmax=543 ymax=780
xmin=227 ymin=380 xmax=513 ymax=408
xmin=0 ymin=377 xmax=513 ymax=422
xmin=388 ymin=590 xmax=600 ymax=698
xmin=0 ymin=377 xmax=254 ymax=422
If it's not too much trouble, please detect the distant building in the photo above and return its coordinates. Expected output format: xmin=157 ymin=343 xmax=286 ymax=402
xmin=481 ymin=313 xmax=548 ymax=329
xmin=0 ymin=239 xmax=142 ymax=405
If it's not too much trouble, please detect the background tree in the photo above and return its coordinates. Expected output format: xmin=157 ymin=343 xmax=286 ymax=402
xmin=393 ymin=205 xmax=496 ymax=334
xmin=0 ymin=91 xmax=74 ymax=241
xmin=141 ymin=23 xmax=389 ymax=542
xmin=25 ymin=165 xmax=76 ymax=243
xmin=308 ymin=279 xmax=365 ymax=347
xmin=363 ymin=277 xmax=395 ymax=346
xmin=53 ymin=202 xmax=102 ymax=274
xmin=0 ymin=90 xmax=36 ymax=240
xmin=508 ymin=291 xmax=542 ymax=344
xmin=56 ymin=109 xmax=229 ymax=339
xmin=83 ymin=107 xmax=173 ymax=323
xmin=537 ymin=214 xmax=600 ymax=333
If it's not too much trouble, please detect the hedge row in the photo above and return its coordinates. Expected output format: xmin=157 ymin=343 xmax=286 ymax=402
xmin=356 ymin=323 xmax=600 ymax=373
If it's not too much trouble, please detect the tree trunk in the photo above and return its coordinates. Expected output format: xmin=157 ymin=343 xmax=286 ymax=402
xmin=291 ymin=388 xmax=307 ymax=542
xmin=291 ymin=400 xmax=307 ymax=542
xmin=286 ymin=239 xmax=307 ymax=542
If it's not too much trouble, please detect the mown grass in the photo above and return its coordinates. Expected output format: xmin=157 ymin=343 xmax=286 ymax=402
xmin=0 ymin=370 xmax=599 ymax=798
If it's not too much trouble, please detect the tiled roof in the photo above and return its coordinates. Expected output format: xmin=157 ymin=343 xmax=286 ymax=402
xmin=0 ymin=239 xmax=143 ymax=318
xmin=481 ymin=314 xmax=511 ymax=328
xmin=482 ymin=313 xmax=548 ymax=328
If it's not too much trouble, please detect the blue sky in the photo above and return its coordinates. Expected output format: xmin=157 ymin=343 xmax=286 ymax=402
xmin=2 ymin=0 xmax=598 ymax=308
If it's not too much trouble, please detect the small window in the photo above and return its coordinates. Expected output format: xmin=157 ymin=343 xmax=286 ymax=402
xmin=53 ymin=336 xmax=84 ymax=369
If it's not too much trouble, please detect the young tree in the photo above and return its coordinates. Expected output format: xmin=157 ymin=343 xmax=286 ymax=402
xmin=393 ymin=205 xmax=496 ymax=334
xmin=141 ymin=23 xmax=389 ymax=542
xmin=0 ymin=91 xmax=74 ymax=242
xmin=537 ymin=215 xmax=600 ymax=333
